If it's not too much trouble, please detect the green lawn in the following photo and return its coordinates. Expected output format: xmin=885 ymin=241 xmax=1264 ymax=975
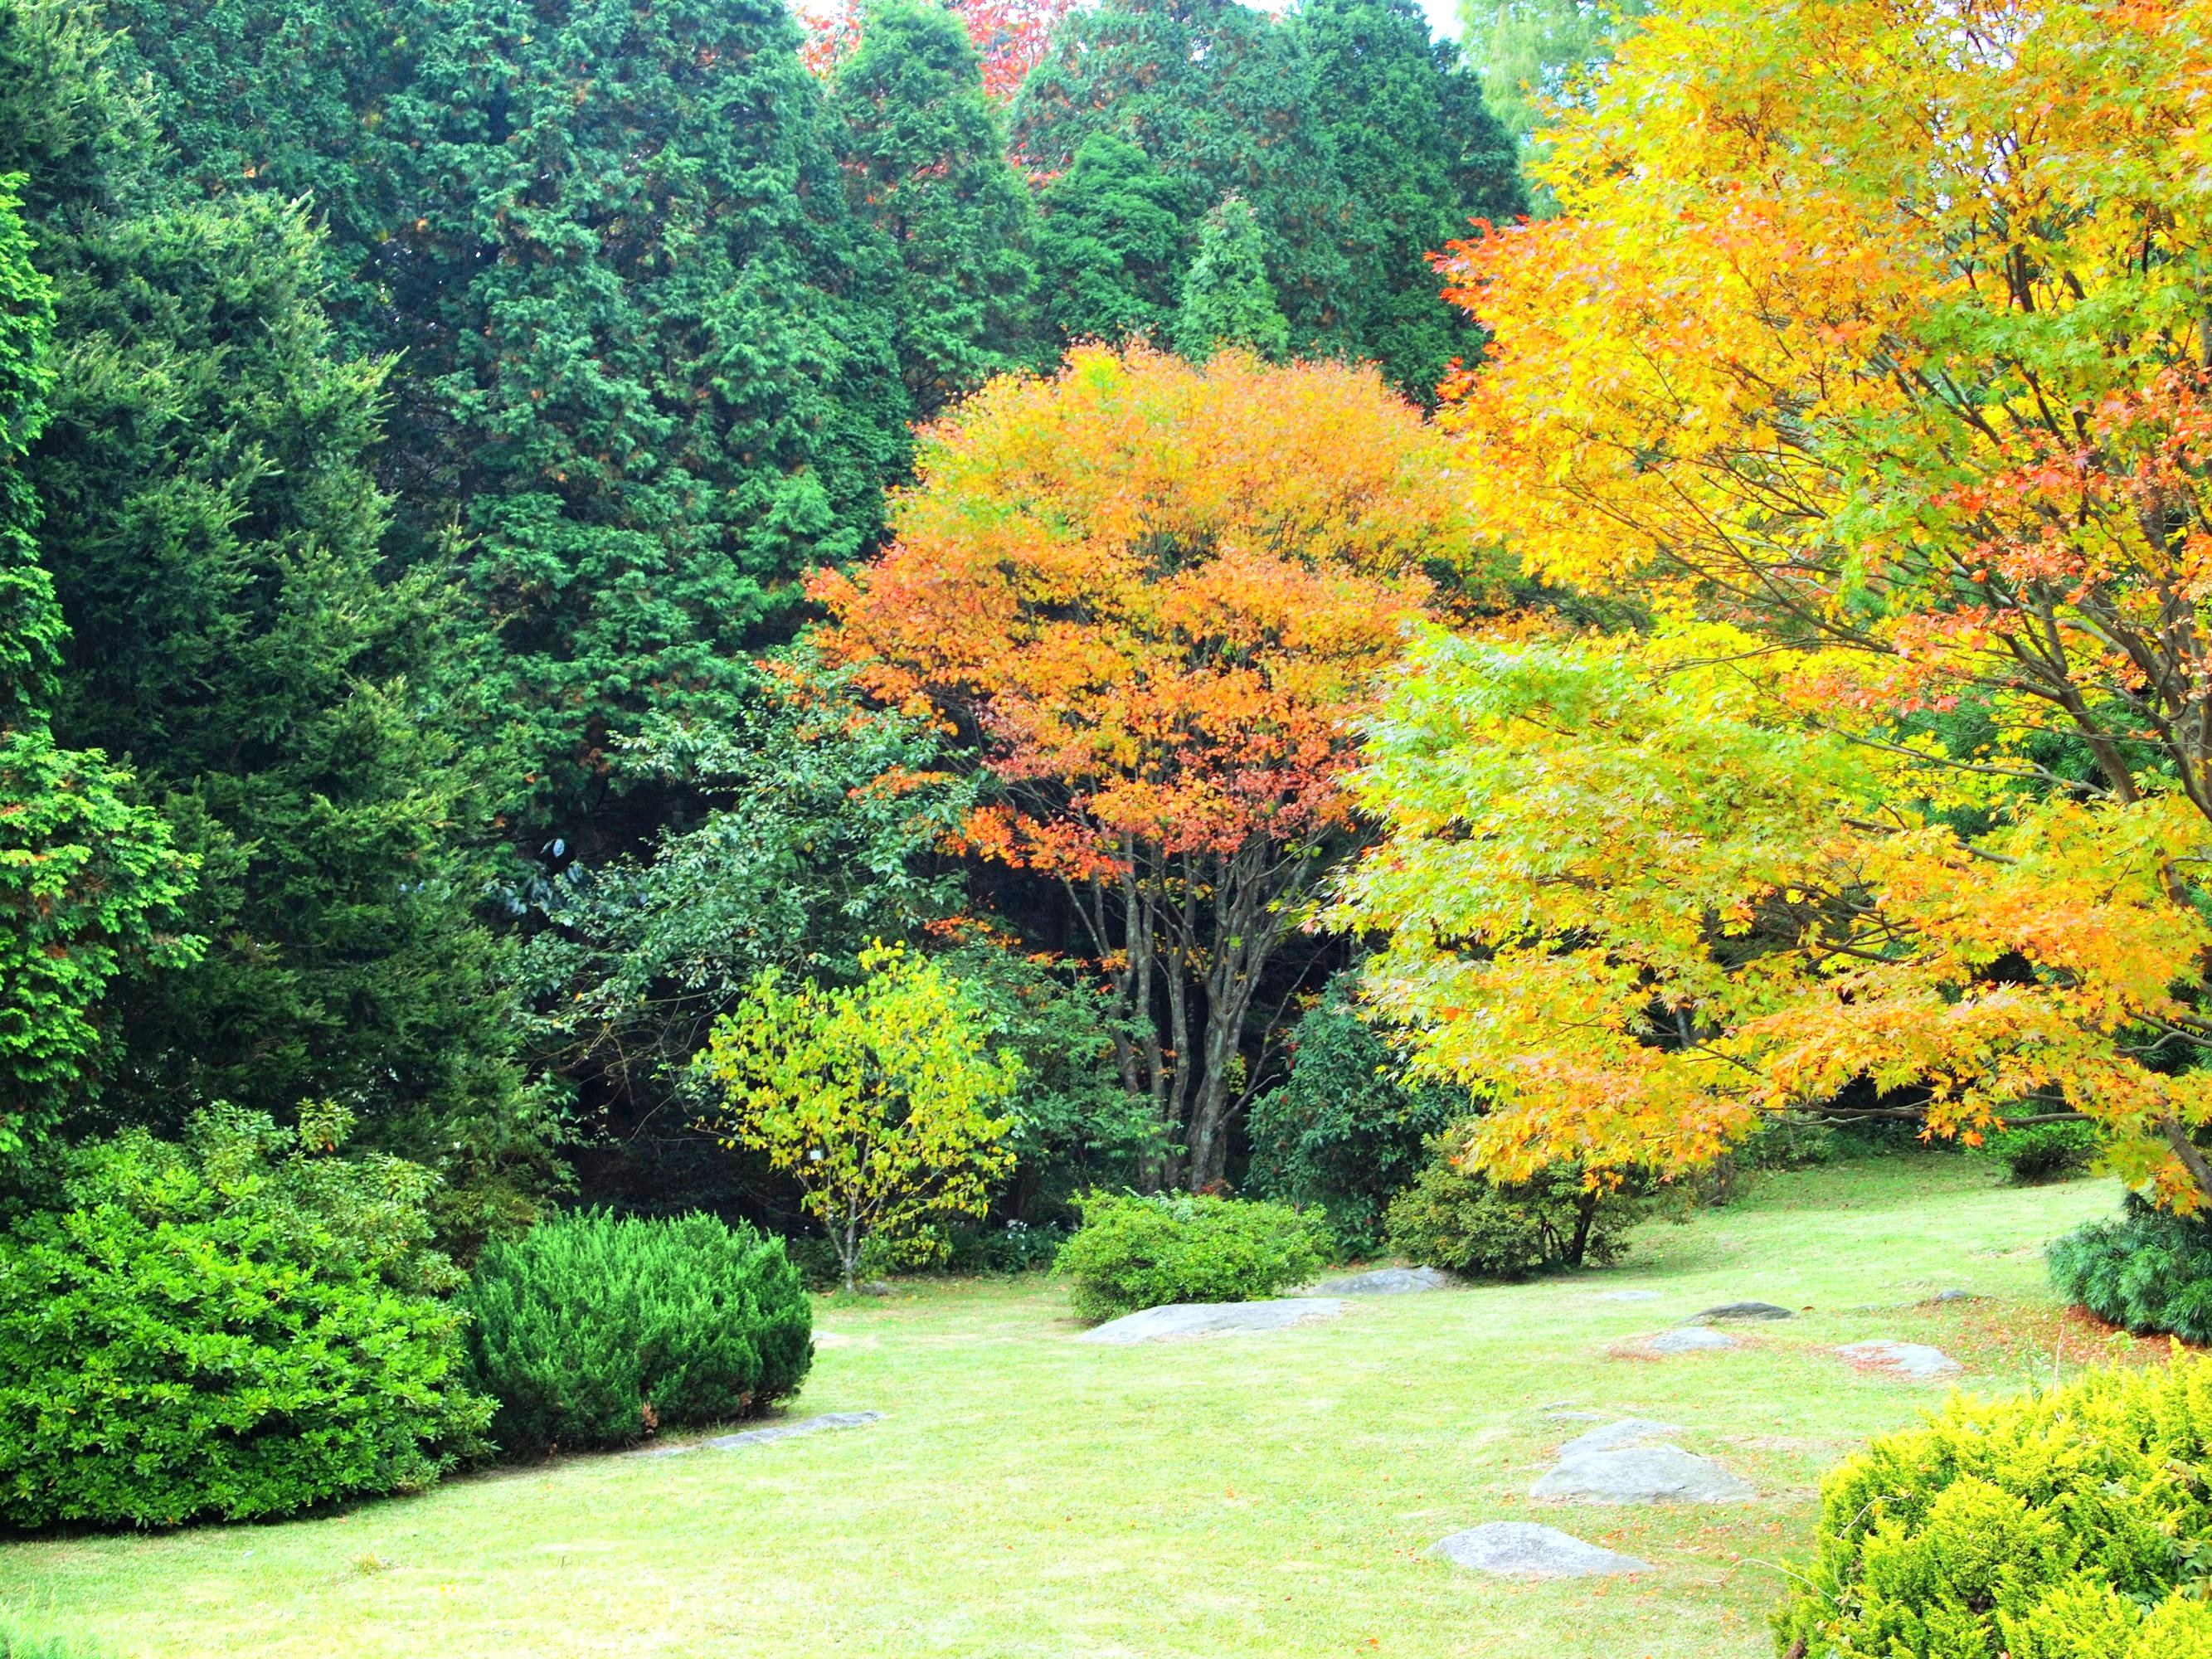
xmin=0 ymin=1156 xmax=2140 ymax=1658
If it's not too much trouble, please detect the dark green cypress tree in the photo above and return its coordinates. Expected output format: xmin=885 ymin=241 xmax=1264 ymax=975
xmin=1292 ymin=0 xmax=1526 ymax=399
xmin=1009 ymin=0 xmax=1357 ymax=357
xmin=1032 ymin=134 xmax=1184 ymax=351
xmin=106 ymin=0 xmax=912 ymax=841
xmin=0 ymin=0 xmax=553 ymax=1239
xmin=0 ymin=164 xmax=196 ymax=1160
xmin=1173 ymin=197 xmax=1290 ymax=361
xmin=831 ymin=0 xmax=1039 ymax=421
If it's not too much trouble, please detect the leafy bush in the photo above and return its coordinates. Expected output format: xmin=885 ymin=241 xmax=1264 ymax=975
xmin=459 ymin=1209 xmax=811 ymax=1457
xmin=1383 ymin=1142 xmax=1640 ymax=1278
xmin=1983 ymin=1120 xmax=2100 ymax=1185
xmin=1246 ymin=983 xmax=1459 ymax=1255
xmin=1772 ymin=1356 xmax=2212 ymax=1658
xmin=0 ymin=1104 xmax=490 ymax=1530
xmin=1056 ymin=1192 xmax=1329 ymax=1323
xmin=2048 ymin=1196 xmax=2212 ymax=1344
xmin=943 ymin=1219 xmax=1068 ymax=1275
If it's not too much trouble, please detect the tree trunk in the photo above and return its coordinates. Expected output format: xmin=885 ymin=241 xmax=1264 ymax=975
xmin=1566 ymin=1190 xmax=1598 ymax=1269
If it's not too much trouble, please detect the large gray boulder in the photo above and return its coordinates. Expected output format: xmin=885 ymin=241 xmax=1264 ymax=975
xmin=1838 ymin=1339 xmax=1961 ymax=1379
xmin=1432 ymin=1522 xmax=1651 ymax=1579
xmin=1311 ymin=1267 xmax=1453 ymax=1296
xmin=1077 ymin=1298 xmax=1349 ymax=1345
xmin=1531 ymin=1419 xmax=1755 ymax=1505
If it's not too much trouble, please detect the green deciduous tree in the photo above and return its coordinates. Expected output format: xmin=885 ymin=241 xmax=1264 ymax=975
xmin=1457 ymin=0 xmax=1646 ymax=212
xmin=831 ymin=0 xmax=1039 ymax=421
xmin=1173 ymin=197 xmax=1290 ymax=362
xmin=698 ymin=943 xmax=1020 ymax=1292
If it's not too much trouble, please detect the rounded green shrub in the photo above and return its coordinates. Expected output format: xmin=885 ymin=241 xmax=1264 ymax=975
xmin=1056 ymin=1191 xmax=1328 ymax=1323
xmin=1983 ymin=1120 xmax=2100 ymax=1185
xmin=1772 ymin=1356 xmax=2212 ymax=1658
xmin=458 ymin=1209 xmax=811 ymax=1457
xmin=1383 ymin=1144 xmax=1640 ymax=1278
xmin=2048 ymin=1195 xmax=2212 ymax=1343
xmin=0 ymin=1105 xmax=491 ymax=1530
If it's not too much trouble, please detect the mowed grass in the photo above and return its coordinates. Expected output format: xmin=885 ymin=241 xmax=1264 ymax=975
xmin=0 ymin=1155 xmax=2141 ymax=1659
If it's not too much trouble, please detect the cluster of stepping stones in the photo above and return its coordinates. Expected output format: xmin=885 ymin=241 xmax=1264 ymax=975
xmin=644 ymin=1264 xmax=1967 ymax=1584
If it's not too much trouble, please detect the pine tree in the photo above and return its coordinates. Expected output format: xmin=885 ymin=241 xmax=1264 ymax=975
xmin=1173 ymin=197 xmax=1290 ymax=362
xmin=1292 ymin=0 xmax=1525 ymax=398
xmin=0 ymin=0 xmax=551 ymax=1238
xmin=106 ymin=0 xmax=912 ymax=840
xmin=1032 ymin=134 xmax=1184 ymax=351
xmin=831 ymin=0 xmax=1039 ymax=421
xmin=1009 ymin=0 xmax=1356 ymax=356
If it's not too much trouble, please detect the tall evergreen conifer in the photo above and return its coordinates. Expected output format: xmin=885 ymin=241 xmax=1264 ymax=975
xmin=1173 ymin=197 xmax=1290 ymax=362
xmin=107 ymin=0 xmax=912 ymax=839
xmin=832 ymin=0 xmax=1039 ymax=421
xmin=1032 ymin=134 xmax=1184 ymax=351
xmin=1010 ymin=0 xmax=1356 ymax=356
xmin=0 ymin=0 xmax=550 ymax=1236
xmin=1292 ymin=0 xmax=1525 ymax=397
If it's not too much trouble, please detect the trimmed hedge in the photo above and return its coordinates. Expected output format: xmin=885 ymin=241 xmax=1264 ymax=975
xmin=0 ymin=1106 xmax=489 ymax=1530
xmin=1773 ymin=1356 xmax=2212 ymax=1658
xmin=1983 ymin=1121 xmax=2099 ymax=1185
xmin=1055 ymin=1191 xmax=1328 ymax=1323
xmin=2048 ymin=1196 xmax=2212 ymax=1344
xmin=458 ymin=1210 xmax=811 ymax=1456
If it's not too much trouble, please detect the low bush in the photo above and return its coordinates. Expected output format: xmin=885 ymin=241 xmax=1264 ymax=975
xmin=2048 ymin=1195 xmax=2212 ymax=1344
xmin=458 ymin=1209 xmax=811 ymax=1457
xmin=1982 ymin=1120 xmax=2100 ymax=1185
xmin=1055 ymin=1192 xmax=1329 ymax=1323
xmin=1245 ymin=982 xmax=1460 ymax=1256
xmin=0 ymin=1104 xmax=490 ymax=1530
xmin=1383 ymin=1142 xmax=1640 ymax=1278
xmin=1772 ymin=1355 xmax=2212 ymax=1658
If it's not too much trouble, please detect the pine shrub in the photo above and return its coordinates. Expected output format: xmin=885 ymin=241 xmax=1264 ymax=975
xmin=1773 ymin=1356 xmax=2212 ymax=1658
xmin=1383 ymin=1145 xmax=1640 ymax=1279
xmin=1056 ymin=1192 xmax=1329 ymax=1323
xmin=2048 ymin=1196 xmax=2212 ymax=1344
xmin=0 ymin=1106 xmax=490 ymax=1530
xmin=459 ymin=1211 xmax=811 ymax=1457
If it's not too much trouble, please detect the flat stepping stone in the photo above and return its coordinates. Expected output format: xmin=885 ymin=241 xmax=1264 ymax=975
xmin=1077 ymin=1298 xmax=1348 ymax=1345
xmin=1693 ymin=1301 xmax=1795 ymax=1321
xmin=1594 ymin=1289 xmax=1660 ymax=1303
xmin=1644 ymin=1326 xmax=1735 ymax=1354
xmin=1310 ymin=1267 xmax=1452 ymax=1296
xmin=1432 ymin=1522 xmax=1651 ymax=1579
xmin=1839 ymin=1339 xmax=1961 ymax=1379
xmin=1531 ymin=1419 xmax=1753 ymax=1506
xmin=634 ymin=1410 xmax=885 ymax=1457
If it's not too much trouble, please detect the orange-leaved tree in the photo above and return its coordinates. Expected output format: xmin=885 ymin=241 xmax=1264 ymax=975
xmin=814 ymin=344 xmax=1493 ymax=1189
xmin=1334 ymin=0 xmax=2212 ymax=1208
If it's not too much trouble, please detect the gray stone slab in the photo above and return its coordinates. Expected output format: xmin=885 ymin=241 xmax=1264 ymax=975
xmin=1077 ymin=1298 xmax=1348 ymax=1345
xmin=1532 ymin=1419 xmax=1753 ymax=1506
xmin=1432 ymin=1522 xmax=1651 ymax=1579
xmin=1594 ymin=1289 xmax=1662 ymax=1303
xmin=1839 ymin=1339 xmax=1961 ymax=1379
xmin=1692 ymin=1301 xmax=1796 ymax=1321
xmin=1311 ymin=1267 xmax=1454 ymax=1296
xmin=1645 ymin=1326 xmax=1736 ymax=1354
xmin=634 ymin=1410 xmax=885 ymax=1457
